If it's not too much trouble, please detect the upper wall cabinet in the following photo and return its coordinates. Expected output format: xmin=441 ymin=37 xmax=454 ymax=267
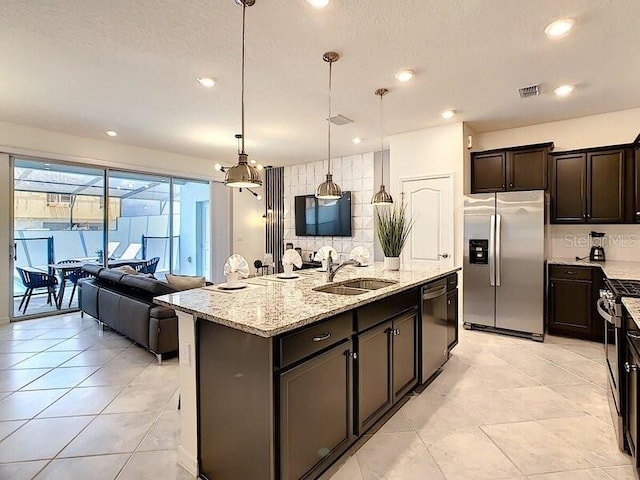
xmin=550 ymin=147 xmax=629 ymax=224
xmin=634 ymin=135 xmax=640 ymax=223
xmin=470 ymin=143 xmax=553 ymax=193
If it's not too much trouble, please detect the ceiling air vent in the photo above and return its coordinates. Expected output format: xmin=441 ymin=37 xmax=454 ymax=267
xmin=518 ymin=84 xmax=541 ymax=99
xmin=328 ymin=114 xmax=353 ymax=126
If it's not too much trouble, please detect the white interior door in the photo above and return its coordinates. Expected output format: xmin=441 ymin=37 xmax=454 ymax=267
xmin=400 ymin=175 xmax=454 ymax=268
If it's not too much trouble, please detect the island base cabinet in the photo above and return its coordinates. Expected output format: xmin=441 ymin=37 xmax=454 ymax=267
xmin=626 ymin=336 xmax=640 ymax=474
xmin=392 ymin=312 xmax=418 ymax=399
xmin=278 ymin=340 xmax=354 ymax=480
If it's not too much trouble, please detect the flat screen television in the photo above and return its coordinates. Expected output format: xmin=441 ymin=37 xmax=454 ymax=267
xmin=294 ymin=192 xmax=352 ymax=237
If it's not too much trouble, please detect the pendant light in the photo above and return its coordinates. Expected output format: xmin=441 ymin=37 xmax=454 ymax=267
xmin=371 ymin=88 xmax=393 ymax=205
xmin=225 ymin=0 xmax=262 ymax=188
xmin=315 ymin=52 xmax=342 ymax=200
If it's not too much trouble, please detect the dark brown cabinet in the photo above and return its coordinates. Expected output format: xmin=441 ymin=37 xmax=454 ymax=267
xmin=447 ymin=289 xmax=458 ymax=351
xmin=625 ymin=334 xmax=639 ymax=470
xmin=356 ymin=311 xmax=417 ymax=435
xmin=550 ymin=148 xmax=627 ymax=224
xmin=470 ymin=143 xmax=552 ymax=193
xmin=278 ymin=340 xmax=354 ymax=480
xmin=634 ymin=139 xmax=640 ymax=223
xmin=547 ymin=265 xmax=603 ymax=342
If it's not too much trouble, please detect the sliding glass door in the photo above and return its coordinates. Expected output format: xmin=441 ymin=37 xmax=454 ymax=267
xmin=10 ymin=157 xmax=212 ymax=321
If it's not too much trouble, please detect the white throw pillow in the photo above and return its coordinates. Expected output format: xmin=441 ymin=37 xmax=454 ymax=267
xmin=115 ymin=265 xmax=139 ymax=275
xmin=165 ymin=274 xmax=206 ymax=291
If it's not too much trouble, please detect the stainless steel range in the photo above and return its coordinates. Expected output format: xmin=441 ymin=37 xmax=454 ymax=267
xmin=599 ymin=278 xmax=640 ymax=450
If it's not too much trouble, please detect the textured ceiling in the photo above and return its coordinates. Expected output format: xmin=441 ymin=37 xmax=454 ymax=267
xmin=1 ymin=0 xmax=639 ymax=166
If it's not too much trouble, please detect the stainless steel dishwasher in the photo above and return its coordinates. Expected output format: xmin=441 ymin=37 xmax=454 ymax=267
xmin=420 ymin=279 xmax=449 ymax=383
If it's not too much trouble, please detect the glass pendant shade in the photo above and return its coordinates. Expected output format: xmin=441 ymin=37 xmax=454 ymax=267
xmin=225 ymin=153 xmax=262 ymax=188
xmin=372 ymin=184 xmax=393 ymax=205
xmin=316 ymin=173 xmax=342 ymax=199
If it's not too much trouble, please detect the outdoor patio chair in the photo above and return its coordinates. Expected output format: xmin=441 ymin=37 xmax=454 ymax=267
xmin=16 ymin=266 xmax=58 ymax=314
xmin=57 ymin=260 xmax=93 ymax=308
xmin=141 ymin=256 xmax=160 ymax=274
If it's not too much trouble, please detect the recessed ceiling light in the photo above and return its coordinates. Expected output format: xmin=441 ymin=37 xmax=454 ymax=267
xmin=197 ymin=77 xmax=216 ymax=88
xmin=105 ymin=130 xmax=118 ymax=137
xmin=544 ymin=18 xmax=575 ymax=39
xmin=554 ymin=84 xmax=575 ymax=97
xmin=395 ymin=69 xmax=415 ymax=82
xmin=441 ymin=110 xmax=456 ymax=120
xmin=256 ymin=164 xmax=264 ymax=171
xmin=249 ymin=159 xmax=257 ymax=165
xmin=214 ymin=163 xmax=223 ymax=172
xmin=352 ymin=137 xmax=362 ymax=144
xmin=306 ymin=0 xmax=330 ymax=8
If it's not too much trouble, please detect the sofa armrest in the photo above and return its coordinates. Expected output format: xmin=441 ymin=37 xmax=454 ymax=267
xmin=150 ymin=306 xmax=176 ymax=320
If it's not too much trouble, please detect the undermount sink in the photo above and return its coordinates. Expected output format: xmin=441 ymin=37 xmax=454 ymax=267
xmin=313 ymin=278 xmax=398 ymax=296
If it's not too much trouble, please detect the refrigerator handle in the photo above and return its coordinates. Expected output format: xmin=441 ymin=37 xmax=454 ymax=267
xmin=489 ymin=214 xmax=496 ymax=287
xmin=495 ymin=213 xmax=502 ymax=287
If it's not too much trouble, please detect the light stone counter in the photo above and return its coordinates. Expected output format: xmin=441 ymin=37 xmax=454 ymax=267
xmin=548 ymin=258 xmax=640 ymax=281
xmin=623 ymin=298 xmax=640 ymax=330
xmin=155 ymin=263 xmax=460 ymax=337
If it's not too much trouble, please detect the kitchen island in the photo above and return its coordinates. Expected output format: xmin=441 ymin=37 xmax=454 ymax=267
xmin=155 ymin=263 xmax=460 ymax=480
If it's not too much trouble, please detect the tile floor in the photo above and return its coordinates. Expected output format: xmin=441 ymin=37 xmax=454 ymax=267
xmin=0 ymin=313 xmax=634 ymax=480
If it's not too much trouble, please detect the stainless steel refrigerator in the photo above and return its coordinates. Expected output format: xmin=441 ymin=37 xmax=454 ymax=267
xmin=463 ymin=190 xmax=545 ymax=340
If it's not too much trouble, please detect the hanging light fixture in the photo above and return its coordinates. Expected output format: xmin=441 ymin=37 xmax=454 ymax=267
xmin=225 ymin=0 xmax=262 ymax=188
xmin=371 ymin=88 xmax=393 ymax=205
xmin=315 ymin=51 xmax=342 ymax=200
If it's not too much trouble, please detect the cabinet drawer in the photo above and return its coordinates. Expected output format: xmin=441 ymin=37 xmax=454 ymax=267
xmin=446 ymin=273 xmax=458 ymax=291
xmin=278 ymin=312 xmax=352 ymax=368
xmin=549 ymin=265 xmax=592 ymax=281
xmin=356 ymin=288 xmax=419 ymax=332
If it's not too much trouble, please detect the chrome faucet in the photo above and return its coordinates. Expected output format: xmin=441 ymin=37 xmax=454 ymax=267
xmin=326 ymin=252 xmax=360 ymax=282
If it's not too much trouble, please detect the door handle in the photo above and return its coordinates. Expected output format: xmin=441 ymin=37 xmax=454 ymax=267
xmin=312 ymin=332 xmax=331 ymax=342
xmin=11 ymin=243 xmax=17 ymax=261
xmin=489 ymin=214 xmax=496 ymax=287
xmin=495 ymin=213 xmax=502 ymax=287
xmin=439 ymin=253 xmax=449 ymax=259
xmin=625 ymin=362 xmax=638 ymax=373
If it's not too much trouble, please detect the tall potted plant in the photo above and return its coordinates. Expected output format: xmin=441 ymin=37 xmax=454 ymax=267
xmin=375 ymin=203 xmax=414 ymax=271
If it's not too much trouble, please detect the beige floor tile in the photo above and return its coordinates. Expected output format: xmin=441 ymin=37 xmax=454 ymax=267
xmin=550 ymin=383 xmax=610 ymax=418
xmin=78 ymin=364 xmax=145 ymax=387
xmin=524 ymin=342 xmax=591 ymax=365
xmin=538 ymin=417 xmax=631 ymax=467
xmin=496 ymin=386 xmax=588 ymax=420
xmin=20 ymin=366 xmax=99 ymax=391
xmin=0 ymin=368 xmax=51 ymax=392
xmin=0 ymin=341 xmax=26 ymax=354
xmin=0 ymin=416 xmax=93 ymax=462
xmin=356 ymin=431 xmax=446 ymax=480
xmin=9 ymin=339 xmax=65 ymax=353
xmin=60 ymin=348 xmax=122 ymax=367
xmin=448 ymin=385 xmax=535 ymax=425
xmin=46 ymin=337 xmax=102 ymax=352
xmin=427 ymin=427 xmax=521 ymax=480
xmin=117 ymin=450 xmax=195 ymax=480
xmin=103 ymin=383 xmax=178 ymax=414
xmin=131 ymin=362 xmax=179 ymax=387
xmin=89 ymin=335 xmax=134 ymax=350
xmin=34 ymin=453 xmax=130 ymax=480
xmin=0 ymin=352 xmax=36 ymax=369
xmin=0 ymin=420 xmax=26 ymax=441
xmin=59 ymin=412 xmax=156 ymax=457
xmin=0 ymin=388 xmax=69 ymax=420
xmin=375 ymin=411 xmax=414 ymax=435
xmin=34 ymin=329 xmax=81 ymax=340
xmin=12 ymin=351 xmax=80 ymax=369
xmin=449 ymin=364 xmax=541 ymax=395
xmin=528 ymin=469 xmax=611 ymax=479
xmin=138 ymin=410 xmax=180 ymax=451
xmin=0 ymin=329 xmax=51 ymax=341
xmin=328 ymin=456 xmax=363 ymax=480
xmin=482 ymin=421 xmax=594 ymax=475
xmin=601 ymin=465 xmax=637 ymax=479
xmin=108 ymin=347 xmax=155 ymax=366
xmin=492 ymin=347 xmax=588 ymax=386
xmin=38 ymin=386 xmax=123 ymax=417
xmin=562 ymin=342 xmax=606 ymax=360
xmin=561 ymin=360 xmax=608 ymax=388
xmin=0 ymin=461 xmax=48 ymax=480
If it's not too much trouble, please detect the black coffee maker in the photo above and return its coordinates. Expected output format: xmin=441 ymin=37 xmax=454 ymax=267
xmin=589 ymin=231 xmax=606 ymax=261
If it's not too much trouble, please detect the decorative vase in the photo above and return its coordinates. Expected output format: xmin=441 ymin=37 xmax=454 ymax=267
xmin=384 ymin=256 xmax=400 ymax=271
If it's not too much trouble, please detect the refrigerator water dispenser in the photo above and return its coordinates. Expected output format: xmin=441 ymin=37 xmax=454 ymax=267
xmin=469 ymin=239 xmax=488 ymax=265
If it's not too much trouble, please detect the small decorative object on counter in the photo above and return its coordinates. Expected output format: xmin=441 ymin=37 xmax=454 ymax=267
xmin=282 ymin=249 xmax=303 ymax=277
xmin=224 ymin=254 xmax=250 ymax=287
xmin=314 ymin=246 xmax=338 ymax=272
xmin=375 ymin=203 xmax=414 ymax=271
xmin=350 ymin=246 xmax=371 ymax=266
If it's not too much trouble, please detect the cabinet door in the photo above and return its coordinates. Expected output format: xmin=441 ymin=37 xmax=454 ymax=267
xmin=625 ymin=340 xmax=638 ymax=463
xmin=356 ymin=321 xmax=392 ymax=435
xmin=551 ymin=153 xmax=587 ymax=223
xmin=587 ymin=149 xmax=625 ymax=223
xmin=447 ymin=289 xmax=459 ymax=351
xmin=279 ymin=340 xmax=353 ymax=480
xmin=634 ymin=146 xmax=640 ymax=223
xmin=392 ymin=312 xmax=417 ymax=400
xmin=548 ymin=279 xmax=592 ymax=335
xmin=471 ymin=152 xmax=506 ymax=193
xmin=507 ymin=148 xmax=547 ymax=191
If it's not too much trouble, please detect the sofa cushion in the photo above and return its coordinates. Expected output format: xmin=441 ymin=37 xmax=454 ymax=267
xmin=165 ymin=274 xmax=206 ymax=291
xmin=98 ymin=269 xmax=126 ymax=284
xmin=120 ymin=275 xmax=176 ymax=297
xmin=82 ymin=264 xmax=103 ymax=277
xmin=150 ymin=306 xmax=176 ymax=319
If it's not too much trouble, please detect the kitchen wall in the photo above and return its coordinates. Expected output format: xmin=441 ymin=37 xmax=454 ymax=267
xmin=388 ymin=122 xmax=466 ymax=268
xmin=282 ymin=153 xmax=376 ymax=261
xmin=232 ymin=188 xmax=266 ymax=268
xmin=475 ymin=107 xmax=640 ymax=261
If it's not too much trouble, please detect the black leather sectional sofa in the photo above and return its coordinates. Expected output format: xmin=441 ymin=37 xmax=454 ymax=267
xmin=79 ymin=265 xmax=179 ymax=363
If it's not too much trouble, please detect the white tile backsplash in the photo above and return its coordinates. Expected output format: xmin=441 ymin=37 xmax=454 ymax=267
xmin=283 ymin=154 xmax=375 ymax=259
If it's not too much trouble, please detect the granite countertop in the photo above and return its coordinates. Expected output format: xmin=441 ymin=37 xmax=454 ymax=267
xmin=154 ymin=263 xmax=460 ymax=338
xmin=623 ymin=298 xmax=640 ymax=329
xmin=548 ymin=258 xmax=640 ymax=281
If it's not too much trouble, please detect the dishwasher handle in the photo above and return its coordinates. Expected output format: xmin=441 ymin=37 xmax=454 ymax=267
xmin=423 ymin=285 xmax=447 ymax=300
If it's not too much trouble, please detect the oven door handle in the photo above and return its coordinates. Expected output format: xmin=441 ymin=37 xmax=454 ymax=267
xmin=598 ymin=298 xmax=620 ymax=328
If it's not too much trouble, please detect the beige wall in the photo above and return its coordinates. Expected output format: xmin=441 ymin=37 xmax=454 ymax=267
xmin=388 ymin=123 xmax=466 ymax=268
xmin=0 ymin=154 xmax=10 ymax=324
xmin=231 ymin=188 xmax=265 ymax=269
